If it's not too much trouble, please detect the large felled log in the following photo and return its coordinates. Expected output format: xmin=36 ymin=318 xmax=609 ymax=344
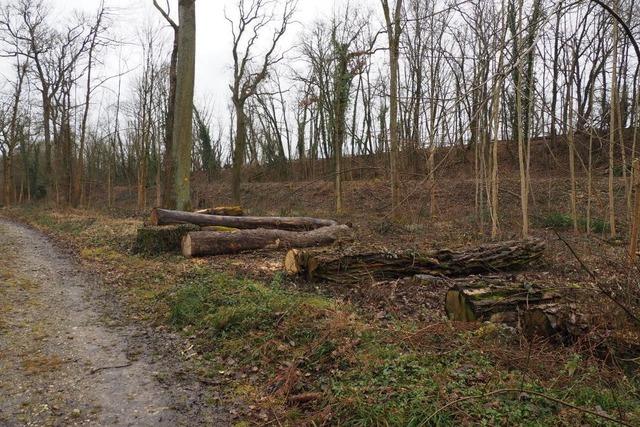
xmin=182 ymin=225 xmax=352 ymax=257
xmin=194 ymin=206 xmax=244 ymax=216
xmin=134 ymin=224 xmax=200 ymax=255
xmin=151 ymin=208 xmax=337 ymax=231
xmin=285 ymin=239 xmax=545 ymax=283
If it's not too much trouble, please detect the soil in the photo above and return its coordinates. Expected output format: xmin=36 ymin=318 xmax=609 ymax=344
xmin=0 ymin=218 xmax=230 ymax=426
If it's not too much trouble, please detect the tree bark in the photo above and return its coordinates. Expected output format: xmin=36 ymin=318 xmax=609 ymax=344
xmin=151 ymin=208 xmax=339 ymax=231
xmin=444 ymin=276 xmax=587 ymax=340
xmin=172 ymin=0 xmax=196 ymax=211
xmin=445 ymin=276 xmax=559 ymax=322
xmin=194 ymin=206 xmax=244 ymax=216
xmin=285 ymin=239 xmax=545 ymax=283
xmin=182 ymin=224 xmax=351 ymax=257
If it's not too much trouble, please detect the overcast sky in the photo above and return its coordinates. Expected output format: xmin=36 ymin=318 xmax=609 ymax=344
xmin=52 ymin=0 xmax=377 ymax=115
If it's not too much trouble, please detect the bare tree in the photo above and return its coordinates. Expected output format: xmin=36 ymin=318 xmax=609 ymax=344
xmin=227 ymin=0 xmax=296 ymax=203
xmin=381 ymin=0 xmax=402 ymax=216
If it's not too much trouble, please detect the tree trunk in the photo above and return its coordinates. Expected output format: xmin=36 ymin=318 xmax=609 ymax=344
xmin=285 ymin=239 xmax=545 ymax=283
xmin=182 ymin=225 xmax=351 ymax=257
xmin=164 ymin=28 xmax=179 ymax=208
xmin=232 ymin=105 xmax=246 ymax=203
xmin=151 ymin=208 xmax=339 ymax=231
xmin=608 ymin=0 xmax=619 ymax=238
xmin=629 ymin=159 xmax=640 ymax=262
xmin=172 ymin=0 xmax=196 ymax=211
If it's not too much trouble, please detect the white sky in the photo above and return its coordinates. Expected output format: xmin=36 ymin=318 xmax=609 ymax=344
xmin=55 ymin=0 xmax=378 ymax=113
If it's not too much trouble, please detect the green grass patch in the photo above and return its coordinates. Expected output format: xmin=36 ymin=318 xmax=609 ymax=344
xmin=538 ymin=212 xmax=609 ymax=234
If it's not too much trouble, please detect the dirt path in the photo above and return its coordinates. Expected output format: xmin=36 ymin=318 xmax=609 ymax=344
xmin=0 ymin=219 xmax=229 ymax=426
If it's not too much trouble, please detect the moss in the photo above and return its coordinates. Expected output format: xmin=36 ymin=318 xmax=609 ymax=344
xmin=133 ymin=224 xmax=200 ymax=255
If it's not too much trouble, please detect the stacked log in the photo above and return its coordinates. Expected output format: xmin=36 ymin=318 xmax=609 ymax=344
xmin=151 ymin=208 xmax=338 ymax=231
xmin=284 ymin=239 xmax=545 ymax=283
xmin=182 ymin=225 xmax=352 ymax=257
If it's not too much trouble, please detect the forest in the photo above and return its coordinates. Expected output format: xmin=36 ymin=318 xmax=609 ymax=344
xmin=0 ymin=0 xmax=639 ymax=425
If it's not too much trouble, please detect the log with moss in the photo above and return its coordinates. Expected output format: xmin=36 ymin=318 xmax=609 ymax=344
xmin=444 ymin=276 xmax=588 ymax=340
xmin=194 ymin=206 xmax=244 ymax=216
xmin=134 ymin=224 xmax=200 ymax=255
xmin=444 ymin=277 xmax=558 ymax=321
xmin=151 ymin=208 xmax=338 ymax=231
xmin=182 ymin=225 xmax=352 ymax=257
xmin=284 ymin=239 xmax=545 ymax=283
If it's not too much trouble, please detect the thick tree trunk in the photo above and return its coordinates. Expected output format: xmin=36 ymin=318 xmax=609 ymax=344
xmin=182 ymin=225 xmax=351 ymax=257
xmin=151 ymin=208 xmax=338 ymax=231
xmin=172 ymin=0 xmax=196 ymax=211
xmin=194 ymin=206 xmax=244 ymax=216
xmin=285 ymin=239 xmax=545 ymax=283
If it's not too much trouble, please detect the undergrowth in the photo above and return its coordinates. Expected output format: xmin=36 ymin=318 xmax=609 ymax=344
xmin=3 ymin=206 xmax=640 ymax=425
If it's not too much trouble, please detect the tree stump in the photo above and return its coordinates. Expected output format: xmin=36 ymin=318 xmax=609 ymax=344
xmin=134 ymin=224 xmax=200 ymax=255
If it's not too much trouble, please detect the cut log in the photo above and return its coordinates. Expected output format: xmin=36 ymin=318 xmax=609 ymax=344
xmin=182 ymin=225 xmax=352 ymax=257
xmin=444 ymin=276 xmax=589 ymax=340
xmin=134 ymin=224 xmax=200 ymax=255
xmin=194 ymin=206 xmax=244 ymax=216
xmin=284 ymin=239 xmax=545 ymax=283
xmin=444 ymin=277 xmax=559 ymax=322
xmin=151 ymin=208 xmax=338 ymax=231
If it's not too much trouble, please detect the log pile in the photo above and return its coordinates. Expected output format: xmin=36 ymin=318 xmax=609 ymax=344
xmin=136 ymin=207 xmax=348 ymax=256
xmin=151 ymin=208 xmax=338 ymax=231
xmin=284 ymin=239 xmax=545 ymax=283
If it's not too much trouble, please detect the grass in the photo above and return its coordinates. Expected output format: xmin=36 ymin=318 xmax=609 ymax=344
xmin=3 ymin=206 xmax=640 ymax=425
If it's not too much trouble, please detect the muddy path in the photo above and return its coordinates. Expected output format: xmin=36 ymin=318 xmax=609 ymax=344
xmin=0 ymin=218 xmax=229 ymax=426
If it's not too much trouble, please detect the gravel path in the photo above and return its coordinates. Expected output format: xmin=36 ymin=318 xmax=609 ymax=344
xmin=0 ymin=219 xmax=229 ymax=426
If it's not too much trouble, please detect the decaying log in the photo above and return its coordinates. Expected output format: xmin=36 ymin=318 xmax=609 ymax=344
xmin=194 ymin=206 xmax=244 ymax=216
xmin=284 ymin=239 xmax=545 ymax=283
xmin=444 ymin=277 xmax=559 ymax=322
xmin=134 ymin=224 xmax=200 ymax=255
xmin=182 ymin=225 xmax=352 ymax=257
xmin=151 ymin=208 xmax=338 ymax=231
xmin=444 ymin=276 xmax=588 ymax=340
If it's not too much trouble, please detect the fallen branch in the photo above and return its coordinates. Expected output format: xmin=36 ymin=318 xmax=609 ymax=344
xmin=90 ymin=362 xmax=133 ymax=375
xmin=554 ymin=230 xmax=640 ymax=327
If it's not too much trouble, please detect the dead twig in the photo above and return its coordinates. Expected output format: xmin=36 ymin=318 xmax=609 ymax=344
xmin=90 ymin=362 xmax=132 ymax=375
xmin=553 ymin=230 xmax=640 ymax=327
